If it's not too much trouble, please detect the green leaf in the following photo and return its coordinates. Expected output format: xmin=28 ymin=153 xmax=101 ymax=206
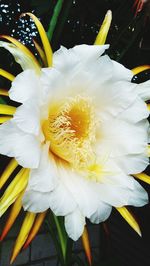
xmin=0 ymin=97 xmax=6 ymax=104
xmin=47 ymin=0 xmax=64 ymax=41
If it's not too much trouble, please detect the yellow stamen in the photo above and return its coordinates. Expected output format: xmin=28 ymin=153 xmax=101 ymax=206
xmin=0 ymin=89 xmax=9 ymax=96
xmin=133 ymin=173 xmax=150 ymax=185
xmin=94 ymin=10 xmax=112 ymax=45
xmin=0 ymin=168 xmax=30 ymax=217
xmin=1 ymin=35 xmax=41 ymax=72
xmin=0 ymin=116 xmax=12 ymax=124
xmin=24 ymin=13 xmax=53 ymax=67
xmin=0 ymin=158 xmax=18 ymax=189
xmin=116 ymin=207 xmax=141 ymax=236
xmin=132 ymin=65 xmax=150 ymax=75
xmin=147 ymin=103 xmax=150 ymax=111
xmin=10 ymin=212 xmax=36 ymax=264
xmin=23 ymin=211 xmax=47 ymax=249
xmin=42 ymin=96 xmax=96 ymax=168
xmin=33 ymin=39 xmax=47 ymax=66
xmin=0 ymin=104 xmax=16 ymax=115
xmin=81 ymin=226 xmax=92 ymax=266
xmin=0 ymin=68 xmax=15 ymax=81
xmin=0 ymin=191 xmax=24 ymax=241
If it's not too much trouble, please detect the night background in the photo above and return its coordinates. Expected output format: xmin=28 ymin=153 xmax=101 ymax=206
xmin=0 ymin=1 xmax=150 ymax=266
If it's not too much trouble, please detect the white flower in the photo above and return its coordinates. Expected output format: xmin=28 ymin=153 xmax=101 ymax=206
xmin=0 ymin=44 xmax=149 ymax=241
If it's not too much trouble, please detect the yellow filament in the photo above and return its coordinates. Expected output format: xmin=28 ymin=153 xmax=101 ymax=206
xmin=147 ymin=104 xmax=150 ymax=111
xmin=10 ymin=212 xmax=36 ymax=264
xmin=133 ymin=173 xmax=150 ymax=185
xmin=0 ymin=104 xmax=16 ymax=115
xmin=25 ymin=13 xmax=53 ymax=67
xmin=0 ymin=191 xmax=24 ymax=241
xmin=0 ymin=116 xmax=12 ymax=124
xmin=0 ymin=158 xmax=18 ymax=189
xmin=0 ymin=68 xmax=15 ymax=81
xmin=0 ymin=89 xmax=9 ymax=96
xmin=116 ymin=207 xmax=141 ymax=236
xmin=1 ymin=35 xmax=41 ymax=72
xmin=132 ymin=65 xmax=150 ymax=75
xmin=0 ymin=168 xmax=30 ymax=217
xmin=94 ymin=10 xmax=112 ymax=45
xmin=43 ymin=96 xmax=96 ymax=168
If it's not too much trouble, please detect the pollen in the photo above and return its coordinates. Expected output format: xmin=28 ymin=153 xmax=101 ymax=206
xmin=42 ymin=95 xmax=97 ymax=168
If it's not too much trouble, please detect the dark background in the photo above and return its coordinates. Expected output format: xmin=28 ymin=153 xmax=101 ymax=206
xmin=0 ymin=1 xmax=150 ymax=266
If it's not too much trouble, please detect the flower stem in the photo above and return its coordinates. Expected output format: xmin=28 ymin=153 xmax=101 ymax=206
xmin=53 ymin=215 xmax=67 ymax=263
xmin=47 ymin=0 xmax=64 ymax=41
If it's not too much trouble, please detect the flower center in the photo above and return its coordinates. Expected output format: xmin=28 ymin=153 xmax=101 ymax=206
xmin=42 ymin=95 xmax=97 ymax=168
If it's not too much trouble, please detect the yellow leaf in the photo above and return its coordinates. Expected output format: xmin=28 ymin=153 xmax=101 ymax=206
xmin=0 ymin=158 xmax=18 ymax=189
xmin=24 ymin=211 xmax=47 ymax=249
xmin=81 ymin=226 xmax=92 ymax=266
xmin=0 ymin=68 xmax=15 ymax=81
xmin=24 ymin=13 xmax=53 ymax=67
xmin=0 ymin=191 xmax=24 ymax=241
xmin=0 ymin=168 xmax=29 ymax=217
xmin=94 ymin=10 xmax=112 ymax=45
xmin=116 ymin=206 xmax=141 ymax=236
xmin=10 ymin=212 xmax=36 ymax=264
xmin=132 ymin=65 xmax=150 ymax=75
xmin=133 ymin=172 xmax=150 ymax=185
xmin=0 ymin=104 xmax=16 ymax=115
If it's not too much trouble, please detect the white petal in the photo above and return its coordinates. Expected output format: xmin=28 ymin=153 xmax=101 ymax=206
xmin=90 ymin=202 xmax=112 ymax=224
xmin=112 ymin=60 xmax=133 ymax=81
xmin=9 ymin=69 xmax=41 ymax=103
xmin=119 ymin=97 xmax=149 ymax=123
xmin=61 ymin=167 xmax=100 ymax=218
xmin=53 ymin=44 xmax=109 ymax=73
xmin=23 ymin=190 xmax=50 ymax=212
xmin=97 ymin=176 xmax=148 ymax=207
xmin=65 ymin=209 xmax=86 ymax=241
xmin=72 ymin=44 xmax=109 ymax=62
xmin=136 ymin=80 xmax=150 ymax=101
xmin=48 ymin=182 xmax=77 ymax=216
xmin=127 ymin=179 xmax=148 ymax=207
xmin=97 ymin=119 xmax=148 ymax=158
xmin=0 ymin=41 xmax=38 ymax=71
xmin=115 ymin=153 xmax=149 ymax=175
xmin=27 ymin=145 xmax=58 ymax=192
xmin=13 ymin=100 xmax=40 ymax=135
xmin=0 ymin=121 xmax=41 ymax=168
xmin=94 ymin=81 xmax=137 ymax=121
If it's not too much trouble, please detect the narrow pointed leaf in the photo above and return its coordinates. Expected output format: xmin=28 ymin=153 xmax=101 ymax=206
xmin=0 ymin=68 xmax=15 ymax=81
xmin=0 ymin=158 xmax=18 ymax=189
xmin=133 ymin=173 xmax=150 ymax=185
xmin=0 ymin=168 xmax=29 ymax=217
xmin=0 ymin=38 xmax=40 ymax=72
xmin=24 ymin=13 xmax=53 ymax=67
xmin=24 ymin=211 xmax=47 ymax=249
xmin=94 ymin=10 xmax=112 ymax=45
xmin=0 ymin=89 xmax=9 ymax=96
xmin=33 ymin=39 xmax=47 ymax=66
xmin=10 ymin=212 xmax=36 ymax=264
xmin=132 ymin=65 xmax=150 ymax=75
xmin=0 ymin=116 xmax=12 ymax=124
xmin=0 ymin=191 xmax=24 ymax=241
xmin=116 ymin=207 xmax=141 ymax=236
xmin=81 ymin=226 xmax=92 ymax=266
xmin=0 ymin=104 xmax=16 ymax=115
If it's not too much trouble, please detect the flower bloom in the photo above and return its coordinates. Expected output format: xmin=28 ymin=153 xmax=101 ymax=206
xmin=0 ymin=43 xmax=150 ymax=240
